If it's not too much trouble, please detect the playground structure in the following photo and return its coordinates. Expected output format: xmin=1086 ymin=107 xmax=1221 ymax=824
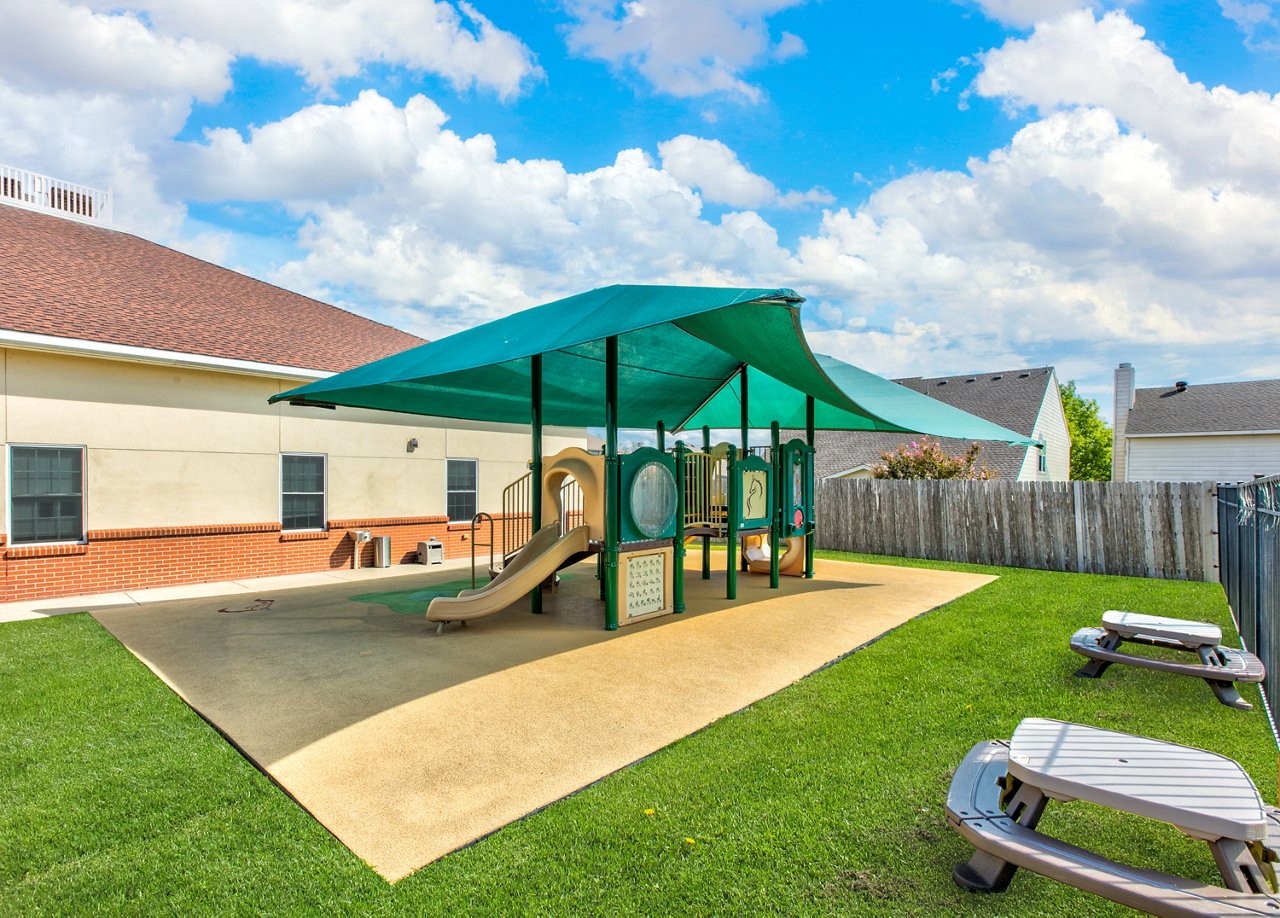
xmin=273 ymin=284 xmax=1033 ymax=631
xmin=429 ymin=432 xmax=818 ymax=630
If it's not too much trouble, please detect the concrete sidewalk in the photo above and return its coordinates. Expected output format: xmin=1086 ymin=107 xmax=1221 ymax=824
xmin=0 ymin=556 xmax=480 ymax=623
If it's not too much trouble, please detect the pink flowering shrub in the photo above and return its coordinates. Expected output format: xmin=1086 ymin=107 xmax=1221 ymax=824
xmin=871 ymin=437 xmax=997 ymax=480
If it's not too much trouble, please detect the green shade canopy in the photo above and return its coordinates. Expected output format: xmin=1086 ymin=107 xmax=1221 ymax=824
xmin=271 ymin=284 xmax=1033 ymax=443
xmin=680 ymin=353 xmax=1036 ymax=442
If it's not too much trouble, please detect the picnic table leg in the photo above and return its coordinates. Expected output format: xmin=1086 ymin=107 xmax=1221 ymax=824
xmin=1208 ymin=838 xmax=1275 ymax=894
xmin=953 ymin=779 xmax=1049 ymax=893
xmin=1196 ymin=645 xmax=1254 ymax=710
xmin=1075 ymin=631 xmax=1121 ymax=678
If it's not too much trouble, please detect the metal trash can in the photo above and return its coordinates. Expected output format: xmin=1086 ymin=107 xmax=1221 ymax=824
xmin=372 ymin=535 xmax=392 ymax=568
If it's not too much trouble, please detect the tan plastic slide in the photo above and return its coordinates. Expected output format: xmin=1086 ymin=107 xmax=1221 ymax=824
xmin=427 ymin=523 xmax=591 ymax=632
xmin=742 ymin=533 xmax=807 ymax=576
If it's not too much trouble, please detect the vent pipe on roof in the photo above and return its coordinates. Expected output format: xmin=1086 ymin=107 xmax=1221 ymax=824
xmin=1174 ymin=380 xmax=1188 ymax=392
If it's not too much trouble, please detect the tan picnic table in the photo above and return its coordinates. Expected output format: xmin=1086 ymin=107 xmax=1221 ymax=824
xmin=950 ymin=719 xmax=1280 ymax=915
xmin=1072 ymin=611 xmax=1264 ymax=710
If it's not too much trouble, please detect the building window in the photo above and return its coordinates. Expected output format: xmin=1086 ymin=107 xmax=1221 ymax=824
xmin=1038 ymin=445 xmax=1048 ymax=473
xmin=10 ymin=445 xmax=85 ymax=544
xmin=446 ymin=458 xmax=478 ymax=522
xmin=282 ymin=454 xmax=326 ymax=531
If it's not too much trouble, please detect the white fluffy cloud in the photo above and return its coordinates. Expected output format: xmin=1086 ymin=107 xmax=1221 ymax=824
xmin=105 ymin=0 xmax=540 ymax=97
xmin=168 ymin=93 xmax=789 ymax=334
xmin=1219 ymin=0 xmax=1280 ymax=52
xmin=656 ymin=134 xmax=830 ymax=209
xmin=0 ymin=0 xmax=538 ymax=250
xmin=0 ymin=1 xmax=230 ymax=100
xmin=781 ymin=8 xmax=1280 ymax=377
xmin=973 ymin=1 xmax=1100 ymax=28
xmin=4 ymin=2 xmax=1276 ymax=387
xmin=562 ymin=0 xmax=807 ymax=101
xmin=161 ymin=7 xmax=1280 ymax=382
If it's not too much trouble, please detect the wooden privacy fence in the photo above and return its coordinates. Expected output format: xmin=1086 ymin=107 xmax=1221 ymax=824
xmin=816 ymin=478 xmax=1217 ymax=581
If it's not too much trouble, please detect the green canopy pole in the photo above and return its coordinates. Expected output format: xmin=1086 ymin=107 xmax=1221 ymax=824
xmin=726 ymin=446 xmax=738 ymax=601
xmin=656 ymin=421 xmax=665 ymax=453
xmin=531 ymin=353 xmax=544 ymax=614
xmin=770 ymin=421 xmax=781 ymax=590
xmin=739 ymin=365 xmax=750 ymax=573
xmin=604 ymin=336 xmax=620 ymax=630
xmin=701 ymin=425 xmax=711 ymax=581
xmin=805 ymin=395 xmax=816 ymax=579
xmin=673 ymin=440 xmax=686 ymax=614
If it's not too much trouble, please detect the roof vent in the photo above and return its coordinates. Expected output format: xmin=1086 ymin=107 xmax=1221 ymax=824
xmin=937 ymin=380 xmax=947 ymax=386
xmin=1175 ymin=380 xmax=1188 ymax=392
xmin=1019 ymin=372 xmax=1030 ymax=378
xmin=991 ymin=375 xmax=1003 ymax=381
xmin=965 ymin=377 xmax=976 ymax=383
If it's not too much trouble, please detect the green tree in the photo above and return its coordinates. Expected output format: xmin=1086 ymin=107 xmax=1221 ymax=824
xmin=872 ymin=437 xmax=997 ymax=479
xmin=1060 ymin=380 xmax=1112 ymax=480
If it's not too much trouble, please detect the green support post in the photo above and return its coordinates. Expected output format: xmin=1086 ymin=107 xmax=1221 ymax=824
xmin=805 ymin=395 xmax=816 ymax=579
xmin=604 ymin=336 xmax=620 ymax=630
xmin=673 ymin=440 xmax=686 ymax=613
xmin=656 ymin=421 xmax=665 ymax=453
xmin=726 ymin=446 xmax=738 ymax=601
xmin=530 ymin=354 xmax=543 ymax=614
xmin=769 ymin=421 xmax=781 ymax=590
xmin=739 ymin=365 xmax=750 ymax=573
xmin=701 ymin=425 xmax=711 ymax=580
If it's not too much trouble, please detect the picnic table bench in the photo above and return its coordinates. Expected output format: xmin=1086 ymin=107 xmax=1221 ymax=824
xmin=948 ymin=718 xmax=1280 ymax=916
xmin=1071 ymin=611 xmax=1265 ymax=710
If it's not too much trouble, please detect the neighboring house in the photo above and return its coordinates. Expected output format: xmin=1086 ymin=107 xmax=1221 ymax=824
xmin=1112 ymin=363 xmax=1280 ymax=482
xmin=803 ymin=367 xmax=1070 ymax=481
xmin=0 ymin=167 xmax=582 ymax=603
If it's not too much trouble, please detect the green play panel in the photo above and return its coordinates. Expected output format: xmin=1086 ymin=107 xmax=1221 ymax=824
xmin=352 ymin=574 xmax=577 ymax=616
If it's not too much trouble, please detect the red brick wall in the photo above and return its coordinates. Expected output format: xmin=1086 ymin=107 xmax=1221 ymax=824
xmin=0 ymin=514 xmax=525 ymax=603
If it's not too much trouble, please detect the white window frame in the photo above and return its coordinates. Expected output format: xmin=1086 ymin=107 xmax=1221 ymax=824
xmin=7 ymin=443 xmax=87 ymax=546
xmin=1038 ymin=444 xmax=1048 ymax=473
xmin=445 ymin=457 xmax=479 ymax=522
xmin=280 ymin=452 xmax=328 ymax=532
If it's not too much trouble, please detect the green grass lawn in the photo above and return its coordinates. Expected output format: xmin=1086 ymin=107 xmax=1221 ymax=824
xmin=2 ymin=553 xmax=1276 ymax=916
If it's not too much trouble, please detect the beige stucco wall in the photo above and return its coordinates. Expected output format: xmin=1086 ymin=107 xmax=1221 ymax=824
xmin=1 ymin=347 xmax=583 ymax=534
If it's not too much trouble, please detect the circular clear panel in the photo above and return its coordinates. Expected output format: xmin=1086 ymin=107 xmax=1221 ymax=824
xmin=629 ymin=461 xmax=677 ymax=538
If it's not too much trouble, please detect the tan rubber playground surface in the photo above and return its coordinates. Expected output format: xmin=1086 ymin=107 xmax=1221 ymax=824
xmin=93 ymin=553 xmax=995 ymax=881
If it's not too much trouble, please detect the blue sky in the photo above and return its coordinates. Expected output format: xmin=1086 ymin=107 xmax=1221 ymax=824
xmin=2 ymin=1 xmax=1279 ymax=419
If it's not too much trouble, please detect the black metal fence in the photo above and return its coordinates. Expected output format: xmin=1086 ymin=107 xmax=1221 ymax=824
xmin=1218 ymin=476 xmax=1280 ymax=724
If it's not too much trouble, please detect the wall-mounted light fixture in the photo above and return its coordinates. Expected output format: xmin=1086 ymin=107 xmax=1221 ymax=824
xmin=407 ymin=437 xmax=419 ymax=453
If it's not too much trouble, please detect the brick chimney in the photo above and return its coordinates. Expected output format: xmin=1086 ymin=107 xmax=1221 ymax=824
xmin=1112 ymin=362 xmax=1135 ymax=481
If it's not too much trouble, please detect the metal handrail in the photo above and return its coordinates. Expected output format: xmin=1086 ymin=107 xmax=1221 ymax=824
xmin=469 ymin=512 xmax=495 ymax=589
xmin=501 ymin=472 xmax=533 ymax=559
xmin=559 ymin=477 xmax=584 ymax=535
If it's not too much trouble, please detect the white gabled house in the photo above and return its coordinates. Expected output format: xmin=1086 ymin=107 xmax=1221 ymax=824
xmin=1112 ymin=363 xmax=1280 ymax=482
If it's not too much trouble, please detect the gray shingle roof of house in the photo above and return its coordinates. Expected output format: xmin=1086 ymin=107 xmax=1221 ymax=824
xmin=894 ymin=367 xmax=1053 ymax=435
xmin=784 ymin=367 xmax=1054 ymax=481
xmin=1126 ymin=379 xmax=1280 ymax=435
xmin=805 ymin=431 xmax=1028 ymax=480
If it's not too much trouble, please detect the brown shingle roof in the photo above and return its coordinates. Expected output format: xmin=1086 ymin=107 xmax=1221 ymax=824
xmin=0 ymin=203 xmax=424 ymax=373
